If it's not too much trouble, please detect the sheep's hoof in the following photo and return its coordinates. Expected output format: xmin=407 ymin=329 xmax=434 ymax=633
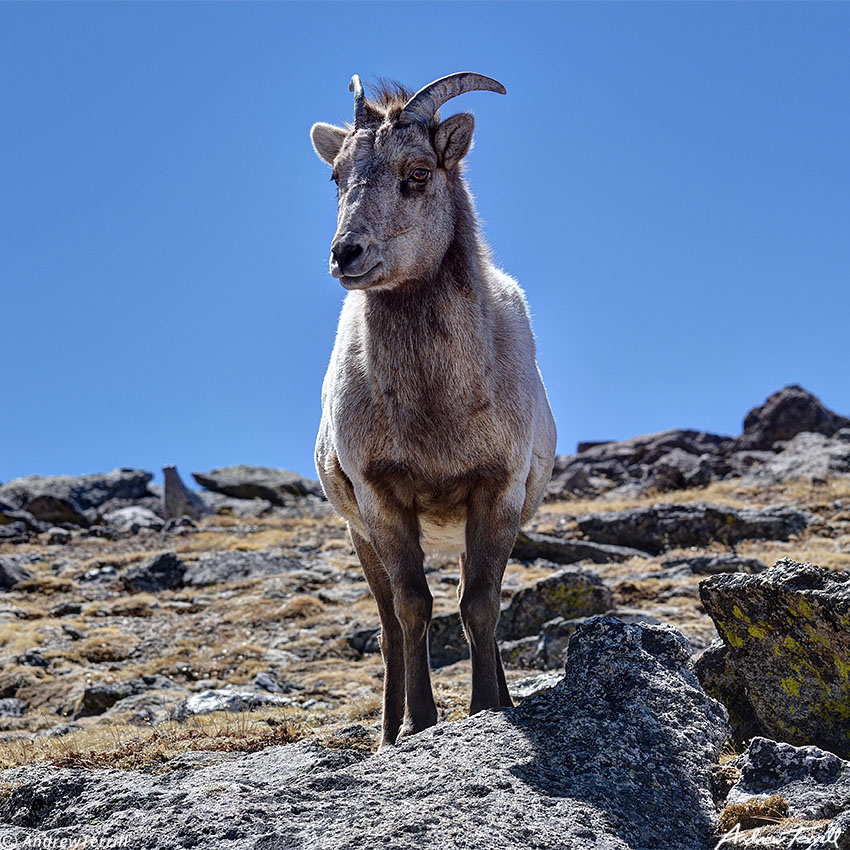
xmin=396 ymin=715 xmax=437 ymax=741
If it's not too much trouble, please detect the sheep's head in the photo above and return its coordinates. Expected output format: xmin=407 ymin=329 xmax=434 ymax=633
xmin=310 ymin=73 xmax=505 ymax=291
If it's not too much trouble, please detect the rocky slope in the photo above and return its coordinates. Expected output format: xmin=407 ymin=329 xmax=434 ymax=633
xmin=1 ymin=384 xmax=849 ymax=849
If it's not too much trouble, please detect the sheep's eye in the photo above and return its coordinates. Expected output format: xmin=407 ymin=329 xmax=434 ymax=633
xmin=409 ymin=167 xmax=430 ymax=183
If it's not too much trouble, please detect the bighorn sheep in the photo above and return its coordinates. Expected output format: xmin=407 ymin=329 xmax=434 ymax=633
xmin=310 ymin=73 xmax=556 ymax=747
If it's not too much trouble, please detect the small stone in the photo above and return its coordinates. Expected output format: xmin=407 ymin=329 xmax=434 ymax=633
xmin=18 ymin=649 xmax=48 ymax=668
xmin=123 ymin=552 xmax=186 ymax=593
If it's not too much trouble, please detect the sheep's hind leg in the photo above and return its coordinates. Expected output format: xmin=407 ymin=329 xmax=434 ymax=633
xmin=460 ymin=490 xmax=519 ymax=714
xmin=350 ymin=527 xmax=404 ymax=749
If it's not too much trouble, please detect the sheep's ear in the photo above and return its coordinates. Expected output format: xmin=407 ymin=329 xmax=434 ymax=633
xmin=435 ymin=113 xmax=474 ymax=169
xmin=311 ymin=123 xmax=347 ymax=165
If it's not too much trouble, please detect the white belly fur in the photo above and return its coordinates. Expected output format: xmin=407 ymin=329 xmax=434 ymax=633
xmin=419 ymin=512 xmax=467 ymax=557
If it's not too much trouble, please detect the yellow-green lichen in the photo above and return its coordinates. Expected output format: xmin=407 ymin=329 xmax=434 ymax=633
xmin=780 ymin=677 xmax=800 ymax=697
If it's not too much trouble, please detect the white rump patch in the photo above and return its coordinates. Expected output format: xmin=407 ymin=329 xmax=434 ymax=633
xmin=419 ymin=512 xmax=467 ymax=557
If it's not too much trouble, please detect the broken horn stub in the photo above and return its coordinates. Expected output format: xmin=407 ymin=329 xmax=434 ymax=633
xmin=349 ymin=74 xmax=367 ymax=128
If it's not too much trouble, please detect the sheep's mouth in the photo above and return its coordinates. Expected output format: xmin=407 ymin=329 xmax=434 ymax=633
xmin=339 ymin=262 xmax=384 ymax=290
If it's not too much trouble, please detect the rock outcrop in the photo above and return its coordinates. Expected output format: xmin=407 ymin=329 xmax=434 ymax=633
xmin=512 ymin=530 xmax=649 ymax=564
xmin=745 ymin=429 xmax=850 ymax=484
xmin=574 ymin=502 xmax=808 ymax=555
xmin=0 ymin=469 xmax=155 ymax=529
xmin=547 ymin=385 xmax=850 ymax=499
xmin=192 ymin=466 xmax=323 ymax=503
xmin=0 ymin=618 xmax=730 ymax=850
xmin=699 ymin=559 xmax=850 ymax=758
xmin=738 ymin=384 xmax=850 ymax=450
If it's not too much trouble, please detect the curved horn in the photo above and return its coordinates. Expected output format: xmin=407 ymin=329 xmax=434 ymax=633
xmin=399 ymin=72 xmax=506 ymax=125
xmin=349 ymin=74 xmax=367 ymax=129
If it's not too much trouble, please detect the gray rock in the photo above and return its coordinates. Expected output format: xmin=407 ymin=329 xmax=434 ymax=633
xmin=195 ymin=490 xmax=276 ymax=517
xmin=548 ymin=428 xmax=733 ymax=499
xmin=45 ymin=526 xmax=72 ymax=545
xmin=575 ymin=501 xmax=808 ymax=555
xmin=192 ymin=465 xmax=323 ymax=503
xmin=661 ymin=553 xmax=767 ymax=576
xmin=649 ymin=448 xmax=714 ymax=491
xmin=746 ymin=429 xmax=850 ymax=484
xmin=0 ymin=521 xmax=30 ymax=543
xmin=176 ymin=688 xmax=293 ymax=718
xmin=50 ymin=602 xmax=81 ymax=617
xmin=428 ymin=565 xmax=613 ymax=668
xmin=738 ymin=384 xmax=850 ymax=450
xmin=0 ymin=618 xmax=730 ymax=850
xmin=102 ymin=691 xmax=184 ymax=726
xmin=507 ymin=671 xmax=563 ymax=700
xmin=0 ymin=502 xmax=48 ymax=534
xmin=726 ymin=737 xmax=850 ymax=821
xmin=76 ymin=682 xmax=142 ymax=718
xmin=0 ymin=558 xmax=33 ymax=590
xmin=123 ymin=552 xmax=186 ymax=593
xmin=17 ymin=650 xmax=47 ymax=668
xmin=695 ymin=639 xmax=768 ymax=746
xmin=700 ymin=558 xmax=850 ymax=757
xmin=0 ymin=698 xmax=26 ymax=717
xmin=727 ymin=448 xmax=778 ymax=476
xmin=102 ymin=506 xmax=164 ymax=534
xmin=502 ymin=609 xmax=662 ymax=671
xmin=0 ymin=468 xmax=153 ymax=527
xmin=183 ymin=550 xmax=304 ymax=586
xmin=512 ymin=531 xmax=649 ymax=564
xmin=497 ymin=566 xmax=613 ymax=640
xmin=347 ymin=627 xmax=380 ymax=655
xmin=162 ymin=464 xmax=208 ymax=520
xmin=254 ymin=672 xmax=291 ymax=694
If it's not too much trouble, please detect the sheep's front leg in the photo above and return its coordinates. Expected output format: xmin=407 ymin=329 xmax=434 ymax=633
xmin=460 ymin=489 xmax=520 ymax=714
xmin=365 ymin=510 xmax=438 ymax=740
xmin=350 ymin=527 xmax=404 ymax=749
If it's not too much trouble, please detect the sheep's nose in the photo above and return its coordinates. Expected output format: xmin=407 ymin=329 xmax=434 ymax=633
xmin=331 ymin=234 xmax=366 ymax=273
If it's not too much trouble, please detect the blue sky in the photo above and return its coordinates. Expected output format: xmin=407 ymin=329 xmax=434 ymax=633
xmin=2 ymin=2 xmax=848 ymax=484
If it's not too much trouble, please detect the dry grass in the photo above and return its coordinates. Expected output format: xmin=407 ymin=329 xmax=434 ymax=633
xmin=718 ymin=795 xmax=789 ymax=832
xmin=15 ymin=576 xmax=77 ymax=594
xmin=542 ymin=477 xmax=850 ymax=518
xmin=277 ymin=595 xmax=326 ymax=620
xmin=72 ymin=629 xmax=140 ymax=663
xmin=0 ymin=709 xmax=306 ymax=771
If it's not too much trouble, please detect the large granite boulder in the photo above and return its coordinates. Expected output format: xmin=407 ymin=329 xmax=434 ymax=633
xmin=699 ymin=559 xmax=850 ymax=757
xmin=573 ymin=502 xmax=807 ymax=555
xmin=0 ymin=618 xmax=730 ymax=850
xmin=192 ymin=466 xmax=323 ymax=503
xmin=738 ymin=385 xmax=850 ymax=450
